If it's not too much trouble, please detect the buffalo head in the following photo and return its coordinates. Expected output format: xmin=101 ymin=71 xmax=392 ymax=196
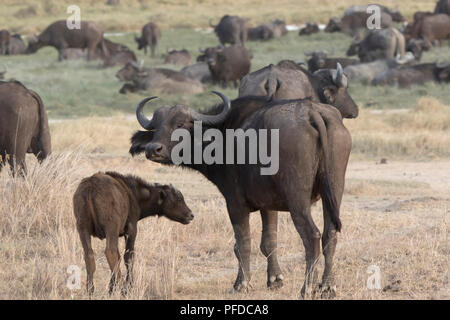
xmin=134 ymin=34 xmax=146 ymax=50
xmin=325 ymin=17 xmax=341 ymax=32
xmin=116 ymin=61 xmax=145 ymax=81
xmin=26 ymin=35 xmax=40 ymax=54
xmin=314 ymin=63 xmax=359 ymax=118
xmin=130 ymin=91 xmax=230 ymax=162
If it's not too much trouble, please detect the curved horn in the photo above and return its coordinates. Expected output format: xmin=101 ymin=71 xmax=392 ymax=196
xmin=191 ymin=91 xmax=231 ymax=126
xmin=332 ymin=63 xmax=347 ymax=88
xmin=136 ymin=96 xmax=158 ymax=130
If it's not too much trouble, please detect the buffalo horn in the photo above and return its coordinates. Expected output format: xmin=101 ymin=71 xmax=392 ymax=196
xmin=136 ymin=96 xmax=158 ymax=130
xmin=191 ymin=91 xmax=231 ymax=125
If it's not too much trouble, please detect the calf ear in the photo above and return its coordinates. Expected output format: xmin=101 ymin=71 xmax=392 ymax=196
xmin=323 ymin=86 xmax=337 ymax=103
xmin=129 ymin=130 xmax=153 ymax=156
xmin=158 ymin=189 xmax=167 ymax=205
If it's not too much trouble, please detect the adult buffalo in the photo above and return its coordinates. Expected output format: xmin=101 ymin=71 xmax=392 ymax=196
xmin=199 ymin=45 xmax=251 ymax=87
xmin=305 ymin=51 xmax=359 ymax=72
xmin=299 ymin=23 xmax=320 ymax=36
xmin=346 ymin=27 xmax=406 ymax=62
xmin=434 ymin=0 xmax=450 ymax=14
xmin=0 ymin=81 xmax=51 ymax=175
xmin=239 ymin=61 xmax=359 ymax=119
xmin=210 ymin=15 xmax=248 ymax=45
xmin=371 ymin=61 xmax=450 ymax=87
xmin=249 ymin=19 xmax=288 ymax=41
xmin=325 ymin=11 xmax=392 ymax=37
xmin=7 ymin=34 xmax=27 ymax=55
xmin=404 ymin=14 xmax=450 ymax=47
xmin=130 ymin=92 xmax=352 ymax=299
xmin=343 ymin=52 xmax=415 ymax=83
xmin=344 ymin=4 xmax=405 ymax=22
xmin=116 ymin=62 xmax=203 ymax=95
xmin=135 ymin=22 xmax=161 ymax=57
xmin=180 ymin=62 xmax=212 ymax=83
xmin=0 ymin=29 xmax=10 ymax=55
xmin=163 ymin=49 xmax=191 ymax=66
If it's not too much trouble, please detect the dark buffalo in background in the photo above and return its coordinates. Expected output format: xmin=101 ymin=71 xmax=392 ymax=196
xmin=305 ymin=51 xmax=359 ymax=72
xmin=26 ymin=20 xmax=107 ymax=61
xmin=130 ymin=91 xmax=352 ymax=298
xmin=163 ymin=49 xmax=191 ymax=66
xmin=248 ymin=19 xmax=287 ymax=41
xmin=210 ymin=15 xmax=248 ymax=45
xmin=0 ymin=29 xmax=10 ymax=55
xmin=0 ymin=81 xmax=51 ymax=175
xmin=325 ymin=11 xmax=392 ymax=37
xmin=180 ymin=62 xmax=212 ymax=83
xmin=371 ymin=61 xmax=450 ymax=87
xmin=344 ymin=4 xmax=405 ymax=22
xmin=116 ymin=63 xmax=204 ymax=95
xmin=200 ymin=45 xmax=251 ymax=87
xmin=239 ymin=61 xmax=359 ymax=119
xmin=434 ymin=0 xmax=450 ymax=14
xmin=7 ymin=34 xmax=27 ymax=55
xmin=347 ymin=27 xmax=406 ymax=62
xmin=299 ymin=23 xmax=320 ymax=36
xmin=135 ymin=22 xmax=161 ymax=57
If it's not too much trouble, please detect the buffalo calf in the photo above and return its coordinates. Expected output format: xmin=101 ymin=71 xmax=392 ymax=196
xmin=73 ymin=171 xmax=193 ymax=294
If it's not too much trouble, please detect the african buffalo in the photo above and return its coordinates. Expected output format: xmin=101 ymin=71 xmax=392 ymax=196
xmin=200 ymin=45 xmax=251 ymax=87
xmin=6 ymin=34 xmax=26 ymax=55
xmin=305 ymin=51 xmax=359 ymax=73
xmin=371 ymin=61 xmax=450 ymax=87
xmin=248 ymin=19 xmax=287 ymax=41
xmin=343 ymin=52 xmax=415 ymax=83
xmin=116 ymin=63 xmax=204 ymax=95
xmin=26 ymin=20 xmax=107 ymax=61
xmin=434 ymin=0 xmax=450 ymax=14
xmin=0 ymin=29 xmax=10 ymax=55
xmin=344 ymin=4 xmax=405 ymax=22
xmin=347 ymin=27 xmax=406 ymax=62
xmin=163 ymin=49 xmax=191 ymax=66
xmin=74 ymin=171 xmax=193 ymax=294
xmin=210 ymin=15 xmax=248 ymax=45
xmin=135 ymin=22 xmax=161 ymax=57
xmin=130 ymin=91 xmax=352 ymax=299
xmin=0 ymin=81 xmax=51 ymax=175
xmin=180 ymin=62 xmax=212 ymax=83
xmin=299 ymin=23 xmax=320 ymax=36
xmin=404 ymin=14 xmax=450 ymax=47
xmin=325 ymin=11 xmax=392 ymax=37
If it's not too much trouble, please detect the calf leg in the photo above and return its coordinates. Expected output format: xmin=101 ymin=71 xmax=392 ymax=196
xmin=260 ymin=210 xmax=283 ymax=289
xmin=78 ymin=229 xmax=95 ymax=295
xmin=228 ymin=205 xmax=251 ymax=293
xmin=105 ymin=234 xmax=122 ymax=294
xmin=289 ymin=198 xmax=321 ymax=299
xmin=122 ymin=223 xmax=137 ymax=294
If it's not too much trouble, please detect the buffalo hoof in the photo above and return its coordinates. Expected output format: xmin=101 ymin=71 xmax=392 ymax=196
xmin=314 ymin=284 xmax=337 ymax=299
xmin=267 ymin=274 xmax=284 ymax=290
xmin=229 ymin=280 xmax=249 ymax=294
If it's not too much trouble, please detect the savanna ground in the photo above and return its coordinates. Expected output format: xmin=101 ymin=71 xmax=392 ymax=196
xmin=0 ymin=0 xmax=449 ymax=299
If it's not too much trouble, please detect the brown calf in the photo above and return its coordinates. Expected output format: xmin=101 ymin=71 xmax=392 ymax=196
xmin=73 ymin=171 xmax=194 ymax=295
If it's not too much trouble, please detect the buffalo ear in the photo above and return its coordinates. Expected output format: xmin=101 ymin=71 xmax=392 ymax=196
xmin=129 ymin=130 xmax=154 ymax=156
xmin=139 ymin=187 xmax=151 ymax=200
xmin=158 ymin=189 xmax=167 ymax=205
xmin=323 ymin=86 xmax=337 ymax=103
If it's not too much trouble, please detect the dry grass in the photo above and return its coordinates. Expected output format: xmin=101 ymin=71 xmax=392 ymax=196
xmin=0 ymin=97 xmax=449 ymax=300
xmin=0 ymin=0 xmax=438 ymax=33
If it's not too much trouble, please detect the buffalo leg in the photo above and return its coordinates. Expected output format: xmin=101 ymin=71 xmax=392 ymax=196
xmin=320 ymin=202 xmax=338 ymax=299
xmin=260 ymin=210 xmax=283 ymax=289
xmin=78 ymin=228 xmax=95 ymax=295
xmin=289 ymin=197 xmax=321 ymax=299
xmin=105 ymin=234 xmax=122 ymax=294
xmin=122 ymin=222 xmax=137 ymax=294
xmin=228 ymin=205 xmax=251 ymax=293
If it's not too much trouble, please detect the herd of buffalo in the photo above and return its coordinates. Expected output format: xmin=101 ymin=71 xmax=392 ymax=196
xmin=0 ymin=0 xmax=449 ymax=298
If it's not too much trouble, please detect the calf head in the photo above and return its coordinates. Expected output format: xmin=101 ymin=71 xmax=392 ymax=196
xmin=314 ymin=63 xmax=359 ymax=118
xmin=325 ymin=18 xmax=341 ymax=32
xmin=130 ymin=91 xmax=230 ymax=163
